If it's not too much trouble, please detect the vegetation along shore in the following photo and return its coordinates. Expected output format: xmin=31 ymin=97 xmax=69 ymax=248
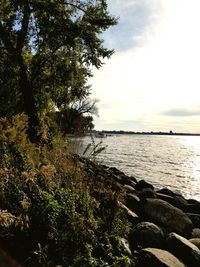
xmin=1 ymin=133 xmax=200 ymax=266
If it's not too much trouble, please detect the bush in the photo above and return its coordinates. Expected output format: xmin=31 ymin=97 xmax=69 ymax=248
xmin=0 ymin=114 xmax=133 ymax=266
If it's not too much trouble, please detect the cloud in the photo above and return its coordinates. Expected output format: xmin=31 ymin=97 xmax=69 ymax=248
xmin=90 ymin=0 xmax=200 ymax=133
xmin=102 ymin=0 xmax=161 ymax=52
xmin=163 ymin=108 xmax=200 ymax=117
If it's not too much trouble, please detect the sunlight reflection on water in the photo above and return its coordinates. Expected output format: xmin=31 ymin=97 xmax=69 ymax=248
xmin=79 ymin=135 xmax=200 ymax=201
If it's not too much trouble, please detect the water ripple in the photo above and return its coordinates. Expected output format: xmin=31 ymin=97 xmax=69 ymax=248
xmin=79 ymin=135 xmax=200 ymax=201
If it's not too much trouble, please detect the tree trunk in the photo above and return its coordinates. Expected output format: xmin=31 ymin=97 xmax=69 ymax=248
xmin=17 ymin=55 xmax=40 ymax=143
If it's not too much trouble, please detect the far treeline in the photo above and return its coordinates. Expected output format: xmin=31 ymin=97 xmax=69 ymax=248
xmin=93 ymin=130 xmax=200 ymax=136
xmin=0 ymin=0 xmax=117 ymax=143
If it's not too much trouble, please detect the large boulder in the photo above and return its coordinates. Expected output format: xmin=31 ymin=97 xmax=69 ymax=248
xmin=141 ymin=198 xmax=192 ymax=236
xmin=129 ymin=222 xmax=165 ymax=249
xmin=156 ymin=193 xmax=186 ymax=209
xmin=136 ymin=248 xmax=186 ymax=267
xmin=189 ymin=238 xmax=200 ymax=249
xmin=167 ymin=232 xmax=200 ymax=267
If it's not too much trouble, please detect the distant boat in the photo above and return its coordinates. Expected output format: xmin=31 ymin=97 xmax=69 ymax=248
xmin=94 ymin=132 xmax=106 ymax=138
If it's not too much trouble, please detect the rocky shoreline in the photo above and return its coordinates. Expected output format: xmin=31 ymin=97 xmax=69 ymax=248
xmin=74 ymin=154 xmax=200 ymax=267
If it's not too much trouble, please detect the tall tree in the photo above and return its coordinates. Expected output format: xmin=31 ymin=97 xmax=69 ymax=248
xmin=0 ymin=0 xmax=117 ymax=142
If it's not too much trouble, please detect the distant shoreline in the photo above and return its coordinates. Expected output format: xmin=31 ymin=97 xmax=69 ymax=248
xmin=92 ymin=130 xmax=200 ymax=137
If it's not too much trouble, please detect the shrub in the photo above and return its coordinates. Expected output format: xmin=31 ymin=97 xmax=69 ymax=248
xmin=0 ymin=114 xmax=133 ymax=266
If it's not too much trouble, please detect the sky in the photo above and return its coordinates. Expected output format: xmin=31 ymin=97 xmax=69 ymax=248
xmin=89 ymin=0 xmax=200 ymax=133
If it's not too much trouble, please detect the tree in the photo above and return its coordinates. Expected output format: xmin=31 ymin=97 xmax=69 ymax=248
xmin=54 ymin=97 xmax=98 ymax=135
xmin=71 ymin=98 xmax=99 ymax=116
xmin=0 ymin=0 xmax=117 ymax=142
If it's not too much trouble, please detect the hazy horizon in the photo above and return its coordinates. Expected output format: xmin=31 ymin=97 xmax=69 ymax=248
xmin=90 ymin=0 xmax=200 ymax=133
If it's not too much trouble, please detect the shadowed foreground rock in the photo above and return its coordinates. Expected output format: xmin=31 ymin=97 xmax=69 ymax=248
xmin=167 ymin=232 xmax=200 ymax=267
xmin=129 ymin=222 xmax=164 ymax=249
xmin=137 ymin=248 xmax=186 ymax=267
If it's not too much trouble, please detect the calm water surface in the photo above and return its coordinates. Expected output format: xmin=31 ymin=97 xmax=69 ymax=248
xmin=78 ymin=135 xmax=200 ymax=201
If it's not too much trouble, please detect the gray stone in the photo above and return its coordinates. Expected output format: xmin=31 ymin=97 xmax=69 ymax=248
xmin=129 ymin=222 xmax=164 ymax=249
xmin=186 ymin=213 xmax=200 ymax=228
xmin=191 ymin=228 xmax=200 ymax=238
xmin=117 ymin=201 xmax=139 ymax=225
xmin=174 ymin=195 xmax=188 ymax=206
xmin=138 ymin=188 xmax=157 ymax=199
xmin=128 ymin=179 xmax=137 ymax=188
xmin=125 ymin=193 xmax=140 ymax=213
xmin=141 ymin=198 xmax=192 ymax=236
xmin=134 ymin=179 xmax=154 ymax=191
xmin=167 ymin=232 xmax=200 ymax=267
xmin=184 ymin=204 xmax=200 ymax=214
xmin=188 ymin=199 xmax=200 ymax=205
xmin=157 ymin=188 xmax=175 ymax=197
xmin=129 ymin=175 xmax=137 ymax=183
xmin=118 ymin=238 xmax=132 ymax=257
xmin=123 ymin=184 xmax=137 ymax=194
xmin=137 ymin=248 xmax=186 ymax=267
xmin=189 ymin=238 xmax=200 ymax=249
xmin=156 ymin=193 xmax=185 ymax=209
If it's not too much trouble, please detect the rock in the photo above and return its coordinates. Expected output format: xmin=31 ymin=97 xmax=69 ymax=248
xmin=141 ymin=198 xmax=192 ymax=236
xmin=134 ymin=179 xmax=154 ymax=191
xmin=125 ymin=193 xmax=140 ymax=213
xmin=112 ymin=174 xmax=125 ymax=184
xmin=174 ymin=195 xmax=188 ymax=206
xmin=117 ymin=201 xmax=139 ymax=225
xmin=188 ymin=199 xmax=200 ymax=205
xmin=191 ymin=228 xmax=200 ymax=238
xmin=137 ymin=248 xmax=186 ymax=267
xmin=186 ymin=213 xmax=200 ymax=228
xmin=189 ymin=238 xmax=200 ymax=249
xmin=167 ymin=232 xmax=200 ymax=267
xmin=184 ymin=204 xmax=200 ymax=215
xmin=124 ymin=179 xmax=137 ymax=188
xmin=120 ymin=175 xmax=136 ymax=186
xmin=109 ymin=167 xmax=125 ymax=176
xmin=118 ymin=238 xmax=132 ymax=257
xmin=129 ymin=222 xmax=165 ymax=249
xmin=123 ymin=184 xmax=137 ymax=194
xmin=138 ymin=188 xmax=157 ymax=200
xmin=129 ymin=175 xmax=137 ymax=183
xmin=156 ymin=193 xmax=185 ymax=209
xmin=157 ymin=188 xmax=175 ymax=197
